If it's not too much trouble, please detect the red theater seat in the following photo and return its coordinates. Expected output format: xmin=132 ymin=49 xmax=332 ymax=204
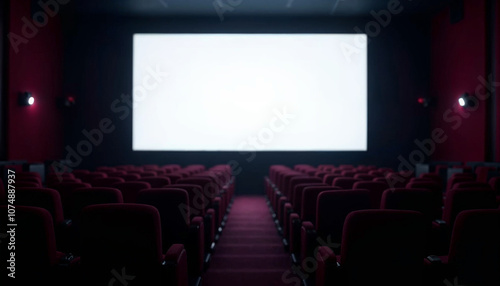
xmin=332 ymin=177 xmax=360 ymax=189
xmin=300 ymin=189 xmax=371 ymax=269
xmin=428 ymin=209 xmax=500 ymax=285
xmin=353 ymin=181 xmax=389 ymax=208
xmin=316 ymin=210 xmax=426 ymax=286
xmin=138 ymin=188 xmax=205 ymax=277
xmin=90 ymin=177 xmax=125 ymax=187
xmin=137 ymin=177 xmax=171 ymax=188
xmin=80 ymin=204 xmax=188 ymax=286
xmin=111 ymin=181 xmax=151 ymax=203
xmin=0 ymin=206 xmax=75 ymax=285
xmin=50 ymin=182 xmax=92 ymax=216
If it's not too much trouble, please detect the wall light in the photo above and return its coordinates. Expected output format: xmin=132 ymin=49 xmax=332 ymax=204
xmin=458 ymin=93 xmax=477 ymax=109
xmin=18 ymin=92 xmax=34 ymax=106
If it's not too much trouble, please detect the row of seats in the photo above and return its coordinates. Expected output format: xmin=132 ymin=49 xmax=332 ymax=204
xmin=0 ymin=164 xmax=235 ymax=286
xmin=265 ymin=164 xmax=500 ymax=286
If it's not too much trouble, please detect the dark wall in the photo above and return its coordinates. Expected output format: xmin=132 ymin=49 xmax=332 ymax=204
xmin=61 ymin=15 xmax=432 ymax=194
xmin=430 ymin=0 xmax=487 ymax=162
xmin=6 ymin=0 xmax=64 ymax=162
xmin=430 ymin=0 xmax=500 ymax=163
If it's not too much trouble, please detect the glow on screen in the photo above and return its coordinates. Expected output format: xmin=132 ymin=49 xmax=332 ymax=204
xmin=133 ymin=34 xmax=367 ymax=151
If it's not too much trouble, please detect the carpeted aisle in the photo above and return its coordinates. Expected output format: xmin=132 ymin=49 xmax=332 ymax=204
xmin=203 ymin=196 xmax=298 ymax=286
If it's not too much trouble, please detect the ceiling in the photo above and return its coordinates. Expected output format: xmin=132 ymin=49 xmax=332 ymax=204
xmin=70 ymin=0 xmax=451 ymax=17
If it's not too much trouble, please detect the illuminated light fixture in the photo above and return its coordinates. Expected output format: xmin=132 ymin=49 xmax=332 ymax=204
xmin=417 ymin=97 xmax=430 ymax=107
xmin=458 ymin=93 xmax=477 ymax=109
xmin=18 ymin=92 xmax=34 ymax=106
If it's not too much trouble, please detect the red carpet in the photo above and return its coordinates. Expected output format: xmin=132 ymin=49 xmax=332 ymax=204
xmin=203 ymin=196 xmax=297 ymax=286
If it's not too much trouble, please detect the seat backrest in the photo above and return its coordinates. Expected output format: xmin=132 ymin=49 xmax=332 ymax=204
xmin=316 ymin=190 xmax=371 ymax=242
xmin=15 ymin=181 xmax=41 ymax=188
xmin=353 ymin=181 xmax=390 ymax=208
xmin=137 ymin=188 xmax=191 ymax=251
xmin=16 ymin=187 xmax=65 ymax=225
xmin=447 ymin=176 xmax=475 ymax=193
xmin=115 ymin=173 xmax=141 ymax=181
xmin=176 ymin=177 xmax=218 ymax=199
xmin=287 ymin=176 xmax=321 ymax=198
xmin=405 ymin=181 xmax=443 ymax=212
xmin=453 ymin=181 xmax=492 ymax=190
xmin=353 ymin=174 xmax=375 ymax=181
xmin=111 ymin=181 xmax=151 ymax=203
xmin=81 ymin=204 xmax=164 ymax=285
xmin=322 ymin=174 xmax=342 ymax=185
xmin=50 ymin=182 xmax=92 ymax=215
xmin=0 ymin=206 xmax=59 ymax=281
xmin=69 ymin=187 xmax=124 ymax=220
xmin=443 ymin=188 xmax=497 ymax=226
xmin=90 ymin=177 xmax=125 ymax=187
xmin=301 ymin=186 xmax=340 ymax=221
xmin=448 ymin=209 xmax=500 ymax=285
xmin=81 ymin=172 xmax=108 ymax=183
xmin=137 ymin=177 xmax=171 ymax=188
xmin=418 ymin=172 xmax=442 ymax=184
xmin=340 ymin=170 xmax=357 ymax=177
xmin=292 ymin=183 xmax=327 ymax=209
xmin=169 ymin=184 xmax=206 ymax=216
xmin=332 ymin=177 xmax=360 ymax=189
xmin=381 ymin=188 xmax=436 ymax=221
xmin=340 ymin=210 xmax=426 ymax=286
xmin=475 ymin=166 xmax=498 ymax=183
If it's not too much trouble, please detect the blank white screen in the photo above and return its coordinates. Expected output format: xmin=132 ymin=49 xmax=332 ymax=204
xmin=133 ymin=34 xmax=367 ymax=151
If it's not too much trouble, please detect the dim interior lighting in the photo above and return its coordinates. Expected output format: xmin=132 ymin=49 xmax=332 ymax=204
xmin=18 ymin=92 xmax=34 ymax=106
xmin=458 ymin=93 xmax=477 ymax=109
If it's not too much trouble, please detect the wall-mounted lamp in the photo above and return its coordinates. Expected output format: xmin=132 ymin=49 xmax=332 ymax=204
xmin=18 ymin=92 xmax=34 ymax=106
xmin=458 ymin=93 xmax=477 ymax=109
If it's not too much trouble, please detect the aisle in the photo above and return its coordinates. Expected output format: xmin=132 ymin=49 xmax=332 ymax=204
xmin=203 ymin=196 xmax=297 ymax=286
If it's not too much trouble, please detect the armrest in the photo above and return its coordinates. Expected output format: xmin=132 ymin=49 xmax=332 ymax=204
xmin=425 ymin=255 xmax=442 ymax=265
xmin=301 ymin=221 xmax=317 ymax=266
xmin=213 ymin=197 xmax=223 ymax=228
xmin=432 ymin=219 xmax=447 ymax=230
xmin=163 ymin=244 xmax=188 ymax=286
xmin=316 ymin=246 xmax=338 ymax=286
xmin=205 ymin=209 xmax=215 ymax=250
xmin=62 ymin=219 xmax=72 ymax=227
xmin=188 ymin=216 xmax=205 ymax=276
xmin=283 ymin=203 xmax=293 ymax=239
xmin=289 ymin=213 xmax=301 ymax=257
xmin=278 ymin=196 xmax=288 ymax=225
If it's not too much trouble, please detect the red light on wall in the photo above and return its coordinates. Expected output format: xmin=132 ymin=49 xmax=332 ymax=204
xmin=417 ymin=97 xmax=430 ymax=107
